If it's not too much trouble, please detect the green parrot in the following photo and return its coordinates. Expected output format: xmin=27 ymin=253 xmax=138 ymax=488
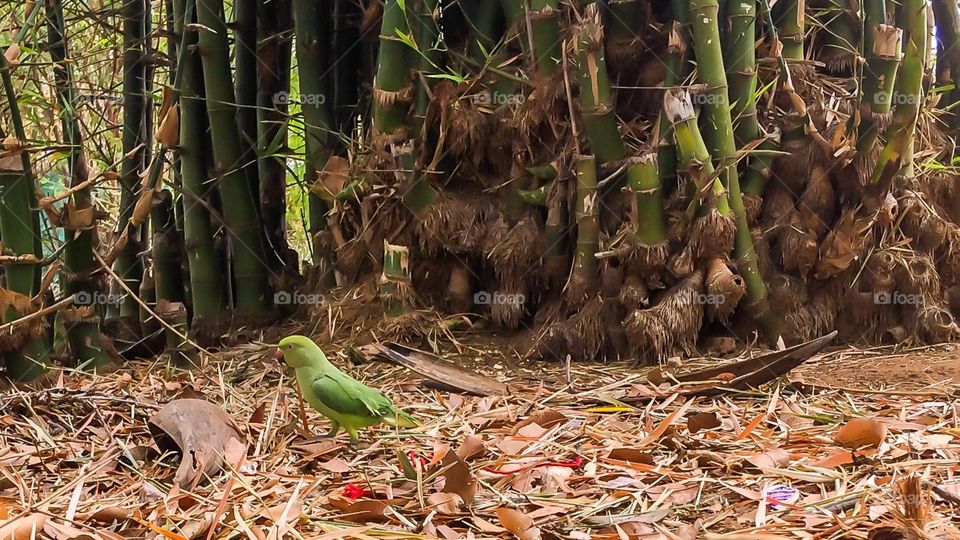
xmin=275 ymin=335 xmax=418 ymax=441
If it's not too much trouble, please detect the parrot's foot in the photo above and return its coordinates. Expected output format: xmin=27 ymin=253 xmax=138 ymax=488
xmin=326 ymin=420 xmax=340 ymax=438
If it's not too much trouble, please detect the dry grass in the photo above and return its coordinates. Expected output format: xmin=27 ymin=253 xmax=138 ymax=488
xmin=3 ymin=340 xmax=959 ymax=539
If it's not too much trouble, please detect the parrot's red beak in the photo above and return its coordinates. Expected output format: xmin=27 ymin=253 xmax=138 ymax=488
xmin=274 ymin=347 xmax=285 ymax=363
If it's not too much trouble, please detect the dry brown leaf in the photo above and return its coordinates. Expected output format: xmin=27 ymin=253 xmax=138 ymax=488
xmin=746 ymin=448 xmax=790 ymax=469
xmin=312 ymin=156 xmax=350 ymax=201
xmin=455 ymin=435 xmax=486 ymax=461
xmin=427 ymin=492 xmax=464 ymax=515
xmin=155 ymin=106 xmax=180 ymax=147
xmin=607 ymin=448 xmax=655 ymax=464
xmin=148 ymin=398 xmax=247 ymax=487
xmin=687 ymin=412 xmax=721 ymax=433
xmin=496 ymin=507 xmax=541 ymax=540
xmin=0 ymin=513 xmax=47 ymax=540
xmin=835 ymin=417 xmax=887 ymax=448
xmin=511 ymin=410 xmax=567 ymax=435
xmin=326 ymin=498 xmax=391 ymax=523
xmin=319 ymin=457 xmax=351 ymax=473
xmin=439 ymin=452 xmax=476 ymax=504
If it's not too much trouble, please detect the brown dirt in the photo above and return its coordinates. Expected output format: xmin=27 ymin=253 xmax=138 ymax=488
xmin=797 ymin=344 xmax=960 ymax=390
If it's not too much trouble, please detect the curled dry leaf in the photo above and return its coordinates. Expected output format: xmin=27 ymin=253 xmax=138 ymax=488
xmin=0 ymin=513 xmax=47 ymax=540
xmin=496 ymin=507 xmax=542 ymax=540
xmin=746 ymin=448 xmax=791 ymax=469
xmin=427 ymin=492 xmax=464 ymax=515
xmin=456 ymin=434 xmax=487 ymax=461
xmin=148 ymin=398 xmax=247 ymax=488
xmin=835 ymin=417 xmax=888 ymax=448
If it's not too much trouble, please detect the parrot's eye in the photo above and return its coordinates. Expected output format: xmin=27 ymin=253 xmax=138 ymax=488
xmin=287 ymin=344 xmax=293 ymax=350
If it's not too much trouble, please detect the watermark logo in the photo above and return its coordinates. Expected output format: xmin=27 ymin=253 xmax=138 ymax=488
xmin=689 ymin=93 xmax=727 ymax=106
xmin=473 ymin=291 xmax=525 ymax=306
xmin=273 ymin=290 xmax=326 ymax=306
xmin=873 ymin=92 xmax=920 ymax=106
xmin=73 ymin=291 xmax=123 ymax=307
xmin=470 ymin=91 xmax=525 ymax=106
xmin=677 ymin=291 xmax=726 ymax=306
xmin=273 ymin=91 xmax=327 ymax=106
xmin=873 ymin=291 xmax=921 ymax=305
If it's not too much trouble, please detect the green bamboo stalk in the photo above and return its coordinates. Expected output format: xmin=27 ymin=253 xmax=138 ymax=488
xmin=404 ymin=0 xmax=439 ymax=215
xmin=0 ymin=162 xmax=49 ymax=381
xmin=868 ymin=0 xmax=926 ymax=186
xmin=818 ymin=0 xmax=859 ymax=71
xmin=933 ymin=0 xmax=960 ymax=133
xmin=657 ymin=21 xmax=689 ymax=191
xmin=627 ymin=153 xmax=667 ymax=246
xmin=691 ymin=0 xmax=736 ymax=162
xmin=856 ymin=24 xmax=902 ymax=154
xmin=724 ymin=0 xmax=758 ymax=146
xmin=774 ymin=0 xmax=805 ymax=60
xmin=109 ymin=0 xmax=149 ymax=333
xmin=235 ymin=0 xmax=260 ymax=204
xmin=259 ymin=11 xmax=294 ymax=244
xmin=373 ymin=0 xmax=414 ymax=136
xmin=257 ymin=0 xmax=293 ymax=269
xmin=381 ymin=241 xmax=411 ymax=317
xmin=572 ymin=154 xmax=600 ymax=293
xmin=741 ymin=127 xmax=782 ymax=196
xmin=150 ymin=189 xmax=186 ymax=305
xmin=175 ymin=0 xmax=226 ymax=330
xmin=47 ymin=0 xmax=111 ymax=368
xmin=293 ymin=0 xmax=336 ymax=284
xmin=689 ymin=1 xmax=777 ymax=335
xmin=665 ymin=89 xmax=714 ymax=210
xmin=529 ymin=0 xmax=561 ymax=76
xmin=575 ymin=3 xmax=627 ymax=165
xmin=196 ymin=0 xmax=273 ymax=317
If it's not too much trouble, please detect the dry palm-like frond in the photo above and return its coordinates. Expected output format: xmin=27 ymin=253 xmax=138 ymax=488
xmin=489 ymin=278 xmax=530 ymax=330
xmin=416 ymin=193 xmax=494 ymax=257
xmin=871 ymin=475 xmax=933 ymax=540
xmin=624 ymin=269 xmax=705 ymax=363
xmin=0 ymin=288 xmax=44 ymax=354
xmin=687 ymin=209 xmax=735 ymax=262
xmin=528 ymin=296 xmax=606 ymax=361
xmin=815 ymin=207 xmax=875 ymax=279
xmin=777 ymin=218 xmax=819 ymax=279
xmin=485 ymin=215 xmax=544 ymax=285
xmin=798 ymin=163 xmax=837 ymax=236
xmin=619 ymin=274 xmax=650 ymax=310
xmin=898 ymin=191 xmax=949 ymax=254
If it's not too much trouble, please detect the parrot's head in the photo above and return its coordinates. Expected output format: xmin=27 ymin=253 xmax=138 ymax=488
xmin=276 ymin=335 xmax=320 ymax=368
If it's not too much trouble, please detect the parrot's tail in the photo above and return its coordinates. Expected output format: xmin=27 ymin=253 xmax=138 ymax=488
xmin=383 ymin=408 xmax=419 ymax=428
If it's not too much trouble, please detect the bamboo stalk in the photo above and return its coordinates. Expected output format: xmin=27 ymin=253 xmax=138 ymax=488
xmin=373 ymin=0 xmax=414 ymax=137
xmin=774 ymin=0 xmax=805 ymax=60
xmin=109 ymin=0 xmax=149 ymax=334
xmin=293 ymin=0 xmax=336 ymax=283
xmin=571 ymin=154 xmax=600 ymax=297
xmin=235 ymin=0 xmax=260 ymax=205
xmin=380 ymin=241 xmax=411 ymax=317
xmin=196 ymin=0 xmax=273 ymax=318
xmin=575 ymin=3 xmax=626 ymax=165
xmin=627 ymin=153 xmax=666 ymax=246
xmin=724 ymin=0 xmax=758 ymax=146
xmin=46 ymin=0 xmax=111 ymax=368
xmin=256 ymin=0 xmax=293 ymax=269
xmin=688 ymin=3 xmax=780 ymax=334
xmin=175 ymin=0 xmax=226 ymax=333
xmin=529 ymin=0 xmax=561 ymax=76
xmin=867 ymin=0 xmax=926 ymax=188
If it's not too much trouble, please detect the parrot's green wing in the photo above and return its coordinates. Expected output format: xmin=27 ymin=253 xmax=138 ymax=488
xmin=311 ymin=374 xmax=395 ymax=418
